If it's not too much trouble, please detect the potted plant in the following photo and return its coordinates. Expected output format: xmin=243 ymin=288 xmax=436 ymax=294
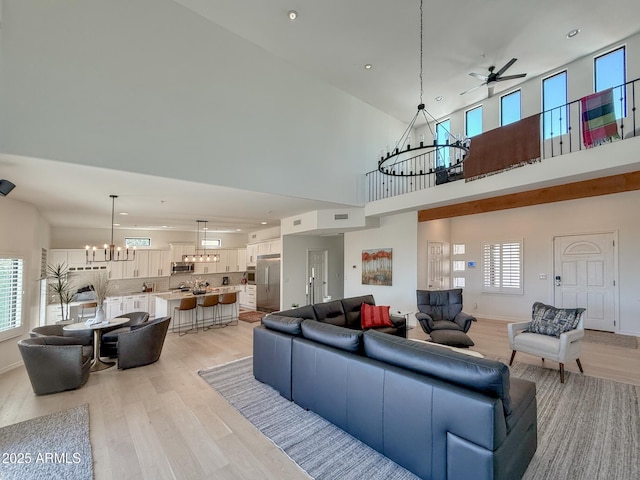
xmin=47 ymin=262 xmax=75 ymax=323
xmin=88 ymin=272 xmax=112 ymax=324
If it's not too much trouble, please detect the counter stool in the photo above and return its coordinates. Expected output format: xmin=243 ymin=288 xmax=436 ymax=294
xmin=198 ymin=295 xmax=220 ymax=330
xmin=173 ymin=297 xmax=197 ymax=336
xmin=219 ymin=292 xmax=238 ymax=326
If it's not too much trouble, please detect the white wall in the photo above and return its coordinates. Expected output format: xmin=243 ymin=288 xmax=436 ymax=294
xmin=418 ymin=190 xmax=640 ymax=335
xmin=0 ymin=198 xmax=50 ymax=373
xmin=281 ymin=235 xmax=344 ymax=309
xmin=344 ymin=212 xmax=418 ymax=318
xmin=0 ymin=0 xmax=405 ymax=207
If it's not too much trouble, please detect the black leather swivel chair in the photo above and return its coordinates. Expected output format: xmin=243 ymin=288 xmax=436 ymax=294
xmin=116 ymin=316 xmax=171 ymax=370
xmin=101 ymin=311 xmax=150 ymax=357
xmin=18 ymin=336 xmax=92 ymax=395
xmin=415 ymin=289 xmax=476 ymax=334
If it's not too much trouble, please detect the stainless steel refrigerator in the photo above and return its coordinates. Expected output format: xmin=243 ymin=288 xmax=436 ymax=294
xmin=257 ymin=254 xmax=281 ymax=313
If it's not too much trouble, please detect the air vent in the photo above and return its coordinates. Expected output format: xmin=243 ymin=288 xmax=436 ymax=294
xmin=251 ymin=234 xmax=257 ymax=239
xmin=334 ymin=214 xmax=349 ymax=220
xmin=293 ymin=219 xmax=302 ymax=226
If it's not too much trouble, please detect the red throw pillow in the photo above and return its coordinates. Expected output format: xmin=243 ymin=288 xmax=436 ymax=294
xmin=361 ymin=303 xmax=393 ymax=329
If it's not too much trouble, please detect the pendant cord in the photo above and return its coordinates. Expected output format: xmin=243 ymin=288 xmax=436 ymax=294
xmin=419 ymin=0 xmax=423 ymax=105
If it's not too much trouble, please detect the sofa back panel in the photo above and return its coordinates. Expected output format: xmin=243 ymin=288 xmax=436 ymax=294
xmin=417 ymin=289 xmax=463 ymax=321
xmin=300 ymin=320 xmax=362 ymax=353
xmin=345 ymin=359 xmax=385 ymax=453
xmin=312 ymin=300 xmax=346 ymax=327
xmin=340 ymin=295 xmax=375 ymax=329
xmin=253 ymin=326 xmax=295 ymax=400
xmin=363 ymin=330 xmax=513 ymax=416
xmin=276 ymin=304 xmax=317 ymax=321
xmin=262 ymin=314 xmax=303 ymax=335
xmin=291 ymin=338 xmax=349 ymax=430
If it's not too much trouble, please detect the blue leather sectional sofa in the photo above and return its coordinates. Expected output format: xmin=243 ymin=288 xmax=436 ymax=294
xmin=253 ymin=305 xmax=537 ymax=480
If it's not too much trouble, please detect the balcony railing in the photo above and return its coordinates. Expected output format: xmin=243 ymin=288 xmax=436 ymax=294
xmin=366 ymin=77 xmax=639 ymax=202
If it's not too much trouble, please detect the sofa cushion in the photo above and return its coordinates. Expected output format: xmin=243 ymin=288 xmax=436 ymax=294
xmin=301 ymin=320 xmax=362 ymax=353
xmin=361 ymin=303 xmax=393 ymax=329
xmin=313 ymin=300 xmax=347 ymax=327
xmin=527 ymin=302 xmax=585 ymax=337
xmin=341 ymin=295 xmax=375 ymax=329
xmin=276 ymin=304 xmax=317 ymax=321
xmin=262 ymin=314 xmax=304 ymax=335
xmin=429 ymin=329 xmax=475 ymax=347
xmin=363 ymin=330 xmax=513 ymax=415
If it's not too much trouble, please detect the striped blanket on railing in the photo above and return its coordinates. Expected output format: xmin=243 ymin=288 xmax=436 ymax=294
xmin=581 ymin=88 xmax=620 ymax=148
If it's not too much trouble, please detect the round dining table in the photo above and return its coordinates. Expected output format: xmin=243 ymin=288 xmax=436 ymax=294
xmin=63 ymin=317 xmax=130 ymax=371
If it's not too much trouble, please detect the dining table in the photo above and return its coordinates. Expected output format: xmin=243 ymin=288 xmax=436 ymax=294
xmin=63 ymin=317 xmax=130 ymax=371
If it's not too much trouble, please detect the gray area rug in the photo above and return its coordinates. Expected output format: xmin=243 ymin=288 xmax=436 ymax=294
xmin=0 ymin=404 xmax=94 ymax=480
xmin=199 ymin=357 xmax=640 ymax=480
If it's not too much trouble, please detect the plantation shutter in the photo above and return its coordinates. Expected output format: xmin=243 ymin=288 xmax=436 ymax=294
xmin=482 ymin=241 xmax=523 ymax=294
xmin=0 ymin=258 xmax=24 ymax=333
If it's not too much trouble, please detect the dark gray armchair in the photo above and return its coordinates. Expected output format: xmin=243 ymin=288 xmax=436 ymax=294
xmin=30 ymin=324 xmax=93 ymax=346
xmin=101 ymin=311 xmax=150 ymax=357
xmin=116 ymin=316 xmax=171 ymax=370
xmin=415 ymin=289 xmax=476 ymax=334
xmin=18 ymin=336 xmax=92 ymax=395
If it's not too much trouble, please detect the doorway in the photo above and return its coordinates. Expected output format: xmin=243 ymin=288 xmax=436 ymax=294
xmin=307 ymin=249 xmax=328 ymax=304
xmin=427 ymin=241 xmax=445 ymax=289
xmin=553 ymin=233 xmax=617 ymax=331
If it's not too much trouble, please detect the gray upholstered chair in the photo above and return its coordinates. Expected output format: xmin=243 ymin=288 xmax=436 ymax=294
xmin=116 ymin=316 xmax=171 ymax=370
xmin=18 ymin=336 xmax=92 ymax=395
xmin=415 ymin=289 xmax=476 ymax=334
xmin=101 ymin=311 xmax=150 ymax=357
xmin=30 ymin=324 xmax=93 ymax=345
xmin=508 ymin=302 xmax=585 ymax=383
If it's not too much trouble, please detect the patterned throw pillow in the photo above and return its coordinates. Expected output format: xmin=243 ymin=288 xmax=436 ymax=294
xmin=527 ymin=302 xmax=585 ymax=337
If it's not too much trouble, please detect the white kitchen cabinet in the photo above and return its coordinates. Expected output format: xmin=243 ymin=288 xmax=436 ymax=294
xmin=107 ymin=261 xmax=124 ymax=280
xmin=171 ymin=243 xmax=195 ymax=263
xmin=245 ymin=285 xmax=256 ymax=310
xmin=194 ymin=262 xmax=216 ymax=274
xmin=148 ymin=250 xmax=172 ymax=277
xmin=105 ymin=296 xmax=123 ymax=318
xmin=122 ymin=250 xmax=149 ymax=278
xmin=246 ymin=244 xmax=258 ymax=266
xmin=148 ymin=294 xmax=157 ymax=318
xmin=255 ymin=239 xmax=281 ymax=257
xmin=122 ymin=295 xmax=136 ymax=314
xmin=131 ymin=294 xmax=148 ymax=313
xmin=237 ymin=248 xmax=247 ymax=271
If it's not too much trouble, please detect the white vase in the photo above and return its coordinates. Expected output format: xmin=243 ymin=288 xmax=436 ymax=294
xmin=94 ymin=304 xmax=105 ymax=323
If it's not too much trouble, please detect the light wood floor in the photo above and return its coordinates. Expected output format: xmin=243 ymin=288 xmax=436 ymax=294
xmin=1 ymin=318 xmax=638 ymax=480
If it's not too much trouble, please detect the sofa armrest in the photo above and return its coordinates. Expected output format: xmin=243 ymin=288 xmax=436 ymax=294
xmin=507 ymin=321 xmax=531 ymax=348
xmin=558 ymin=327 xmax=584 ymax=360
xmin=415 ymin=312 xmax=435 ymax=333
xmin=453 ymin=311 xmax=477 ymax=332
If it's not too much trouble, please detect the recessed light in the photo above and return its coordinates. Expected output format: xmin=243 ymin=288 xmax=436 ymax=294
xmin=236 ymin=229 xmax=242 ymax=232
xmin=261 ymin=221 xmax=268 ymax=225
xmin=566 ymin=28 xmax=580 ymax=38
xmin=288 ymin=10 xmax=298 ymax=20
xmin=113 ymin=223 xmax=120 ymax=227
xmin=435 ymin=96 xmax=443 ymax=102
xmin=119 ymin=212 xmax=128 ymax=216
xmin=364 ymin=64 xmax=372 ymax=70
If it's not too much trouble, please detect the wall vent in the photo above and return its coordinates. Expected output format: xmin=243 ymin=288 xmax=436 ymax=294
xmin=334 ymin=214 xmax=349 ymax=220
xmin=293 ymin=219 xmax=302 ymax=226
xmin=251 ymin=234 xmax=257 ymax=239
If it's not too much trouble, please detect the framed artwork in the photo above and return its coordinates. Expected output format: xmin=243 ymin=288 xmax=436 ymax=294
xmin=362 ymin=248 xmax=392 ymax=286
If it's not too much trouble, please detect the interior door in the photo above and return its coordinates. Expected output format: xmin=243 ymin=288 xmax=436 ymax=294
xmin=553 ymin=233 xmax=616 ymax=331
xmin=427 ymin=241 xmax=444 ymax=289
xmin=308 ymin=249 xmax=328 ymax=304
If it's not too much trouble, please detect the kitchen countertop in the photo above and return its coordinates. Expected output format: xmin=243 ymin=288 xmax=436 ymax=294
xmin=153 ymin=286 xmax=242 ymax=301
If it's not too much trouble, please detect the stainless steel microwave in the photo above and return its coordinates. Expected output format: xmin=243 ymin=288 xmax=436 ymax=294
xmin=171 ymin=262 xmax=194 ymax=274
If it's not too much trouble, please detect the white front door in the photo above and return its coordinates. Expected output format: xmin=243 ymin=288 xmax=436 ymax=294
xmin=553 ymin=233 xmax=617 ymax=331
xmin=308 ymin=249 xmax=328 ymax=304
xmin=427 ymin=241 xmax=445 ymax=289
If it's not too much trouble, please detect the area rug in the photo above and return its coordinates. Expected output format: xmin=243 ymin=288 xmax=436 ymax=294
xmin=199 ymin=357 xmax=640 ymax=480
xmin=238 ymin=311 xmax=265 ymax=323
xmin=583 ymin=329 xmax=637 ymax=349
xmin=0 ymin=404 xmax=94 ymax=480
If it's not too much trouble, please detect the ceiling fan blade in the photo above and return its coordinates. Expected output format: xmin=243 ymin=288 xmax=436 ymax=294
xmin=460 ymin=82 xmax=487 ymax=95
xmin=494 ymin=73 xmax=527 ymax=82
xmin=469 ymin=72 xmax=488 ymax=81
xmin=495 ymin=58 xmax=517 ymax=77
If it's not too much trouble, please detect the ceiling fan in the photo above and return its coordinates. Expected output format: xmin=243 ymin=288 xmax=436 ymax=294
xmin=460 ymin=58 xmax=527 ymax=96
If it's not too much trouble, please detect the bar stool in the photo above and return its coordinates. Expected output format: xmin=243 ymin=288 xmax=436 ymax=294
xmin=173 ymin=297 xmax=197 ymax=336
xmin=219 ymin=292 xmax=238 ymax=326
xmin=197 ymin=294 xmax=220 ymax=330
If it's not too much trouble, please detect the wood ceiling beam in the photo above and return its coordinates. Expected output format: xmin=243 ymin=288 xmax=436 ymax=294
xmin=418 ymin=171 xmax=640 ymax=222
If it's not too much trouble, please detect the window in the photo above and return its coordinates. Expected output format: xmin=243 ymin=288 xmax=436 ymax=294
xmin=452 ymin=261 xmax=466 ymax=272
xmin=125 ymin=237 xmax=151 ymax=247
xmin=202 ymin=238 xmax=221 ymax=248
xmin=542 ymin=71 xmax=568 ymax=139
xmin=436 ymin=119 xmax=451 ymax=167
xmin=453 ymin=277 xmax=466 ymax=288
xmin=501 ymin=90 xmax=521 ymax=126
xmin=482 ymin=241 xmax=523 ymax=294
xmin=465 ymin=106 xmax=483 ymax=137
xmin=452 ymin=244 xmax=466 ymax=255
xmin=595 ymin=46 xmax=626 ymax=119
xmin=0 ymin=257 xmax=24 ymax=339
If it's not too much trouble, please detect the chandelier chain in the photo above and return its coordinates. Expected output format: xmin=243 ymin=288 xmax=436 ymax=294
xmin=419 ymin=0 xmax=424 ymax=105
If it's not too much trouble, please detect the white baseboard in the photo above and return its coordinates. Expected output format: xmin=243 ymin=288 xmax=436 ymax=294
xmin=0 ymin=360 xmax=23 ymax=376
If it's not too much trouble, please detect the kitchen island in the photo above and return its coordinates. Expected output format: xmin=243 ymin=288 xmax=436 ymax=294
xmin=154 ymin=286 xmax=241 ymax=330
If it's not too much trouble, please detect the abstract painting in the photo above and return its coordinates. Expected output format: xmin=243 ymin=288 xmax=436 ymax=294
xmin=362 ymin=248 xmax=392 ymax=286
